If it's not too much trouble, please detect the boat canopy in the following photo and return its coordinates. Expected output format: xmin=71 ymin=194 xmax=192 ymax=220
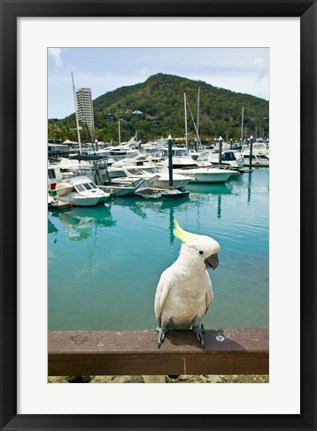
xmin=69 ymin=154 xmax=107 ymax=161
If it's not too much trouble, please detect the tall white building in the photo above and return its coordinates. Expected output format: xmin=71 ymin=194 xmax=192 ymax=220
xmin=76 ymin=88 xmax=94 ymax=129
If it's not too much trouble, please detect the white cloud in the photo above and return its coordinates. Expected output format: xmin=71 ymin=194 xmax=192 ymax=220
xmin=48 ymin=48 xmax=63 ymax=67
xmin=254 ymin=57 xmax=269 ymax=81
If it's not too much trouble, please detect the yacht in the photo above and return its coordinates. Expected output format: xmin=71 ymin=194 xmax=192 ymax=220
xmin=53 ymin=176 xmax=111 ymax=206
xmin=242 ymin=141 xmax=269 ymax=157
xmin=207 ymin=150 xmax=244 ymax=168
xmin=243 ymin=154 xmax=270 ymax=167
xmin=98 ymin=176 xmax=160 ymax=197
xmin=159 ymin=147 xmax=198 ymax=169
xmin=108 ymin=159 xmax=192 ymax=189
xmin=173 ymin=166 xmax=235 ymax=183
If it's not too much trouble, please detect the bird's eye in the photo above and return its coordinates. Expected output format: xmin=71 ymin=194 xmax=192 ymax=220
xmin=199 ymin=251 xmax=204 ymax=255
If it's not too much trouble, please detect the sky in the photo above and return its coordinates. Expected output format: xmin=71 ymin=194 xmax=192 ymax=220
xmin=48 ymin=47 xmax=269 ymax=119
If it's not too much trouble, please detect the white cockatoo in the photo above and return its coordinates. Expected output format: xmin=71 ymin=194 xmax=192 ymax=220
xmin=154 ymin=219 xmax=220 ymax=348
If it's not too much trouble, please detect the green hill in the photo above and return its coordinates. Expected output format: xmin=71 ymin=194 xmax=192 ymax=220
xmin=48 ymin=73 xmax=269 ymax=144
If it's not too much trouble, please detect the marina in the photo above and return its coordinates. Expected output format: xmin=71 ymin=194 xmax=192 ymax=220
xmin=48 ymin=138 xmax=259 ymax=206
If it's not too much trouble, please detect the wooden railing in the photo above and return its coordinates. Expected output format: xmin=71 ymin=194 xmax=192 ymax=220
xmin=48 ymin=328 xmax=269 ymax=376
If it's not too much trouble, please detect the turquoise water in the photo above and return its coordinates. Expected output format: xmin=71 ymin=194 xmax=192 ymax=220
xmin=48 ymin=169 xmax=269 ymax=330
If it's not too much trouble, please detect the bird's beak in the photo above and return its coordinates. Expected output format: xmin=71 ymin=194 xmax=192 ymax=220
xmin=205 ymin=253 xmax=219 ymax=270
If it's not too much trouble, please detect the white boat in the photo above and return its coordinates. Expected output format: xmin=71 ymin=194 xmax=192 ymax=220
xmin=108 ymin=146 xmax=139 ymax=160
xmin=207 ymin=150 xmax=244 ymax=168
xmin=135 ymin=184 xmax=190 ymax=200
xmin=54 ymin=156 xmax=111 ymax=179
xmin=48 ymin=194 xmax=71 ymax=210
xmin=98 ymin=136 xmax=140 ymax=160
xmin=55 ymin=176 xmax=111 ymax=206
xmin=241 ymin=140 xmax=269 ymax=167
xmin=161 ymin=189 xmax=190 ymax=200
xmin=48 ymin=194 xmax=55 ymax=206
xmin=159 ymin=147 xmax=198 ymax=169
xmin=242 ymin=141 xmax=269 ymax=157
xmin=139 ymin=143 xmax=165 ymax=163
xmin=189 ymin=150 xmax=210 ymax=164
xmin=108 ymin=160 xmax=192 ymax=189
xmin=55 ymin=183 xmax=73 ymax=196
xmin=98 ymin=176 xmax=159 ymax=197
xmin=243 ymin=154 xmax=270 ymax=167
xmin=174 ymin=166 xmax=235 ymax=183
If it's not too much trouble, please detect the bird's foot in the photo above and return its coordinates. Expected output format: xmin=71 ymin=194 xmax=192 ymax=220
xmin=156 ymin=326 xmax=169 ymax=349
xmin=192 ymin=324 xmax=206 ymax=348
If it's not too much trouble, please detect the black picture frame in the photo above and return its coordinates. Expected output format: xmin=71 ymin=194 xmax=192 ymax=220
xmin=1 ymin=1 xmax=316 ymax=430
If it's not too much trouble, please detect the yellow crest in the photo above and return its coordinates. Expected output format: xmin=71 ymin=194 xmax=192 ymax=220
xmin=173 ymin=219 xmax=198 ymax=243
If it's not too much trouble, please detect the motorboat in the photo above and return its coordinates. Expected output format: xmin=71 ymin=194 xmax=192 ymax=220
xmin=135 ymin=185 xmax=190 ymax=200
xmin=161 ymin=189 xmax=190 ymax=200
xmin=159 ymin=147 xmax=198 ymax=169
xmin=48 ymin=194 xmax=71 ymax=210
xmin=173 ymin=166 xmax=236 ymax=183
xmin=54 ymin=176 xmax=111 ymax=206
xmin=207 ymin=150 xmax=244 ymax=168
xmin=242 ymin=141 xmax=269 ymax=157
xmin=108 ymin=159 xmax=192 ymax=189
xmin=51 ymin=157 xmax=94 ymax=178
xmin=98 ymin=176 xmax=160 ymax=197
xmin=243 ymin=154 xmax=269 ymax=167
xmin=108 ymin=146 xmax=139 ymax=160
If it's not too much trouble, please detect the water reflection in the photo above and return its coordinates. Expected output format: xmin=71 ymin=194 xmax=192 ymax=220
xmin=110 ymin=195 xmax=190 ymax=220
xmin=48 ymin=169 xmax=268 ymax=243
xmin=48 ymin=218 xmax=58 ymax=235
xmin=48 ymin=205 xmax=115 ymax=241
xmin=217 ymin=195 xmax=222 ymax=219
xmin=227 ymin=172 xmax=244 ymax=184
xmin=186 ymin=182 xmax=232 ymax=195
xmin=48 ymin=179 xmax=236 ymax=240
xmin=168 ymin=206 xmax=175 ymax=245
xmin=110 ymin=197 xmax=153 ymax=219
xmin=247 ymin=172 xmax=252 ymax=205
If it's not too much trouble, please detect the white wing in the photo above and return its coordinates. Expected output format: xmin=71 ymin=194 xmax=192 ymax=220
xmin=154 ymin=269 xmax=173 ymax=326
xmin=205 ymin=288 xmax=213 ymax=315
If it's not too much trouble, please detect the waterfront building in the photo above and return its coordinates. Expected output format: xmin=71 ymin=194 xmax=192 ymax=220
xmin=76 ymin=88 xmax=94 ymax=128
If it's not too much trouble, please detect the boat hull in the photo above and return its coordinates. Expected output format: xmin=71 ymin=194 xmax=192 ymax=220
xmin=174 ymin=168 xmax=234 ymax=184
xmin=155 ymin=178 xmax=191 ymax=188
xmin=97 ymin=196 xmax=111 ymax=203
xmin=187 ymin=172 xmax=232 ymax=183
xmin=58 ymin=194 xmax=101 ymax=207
xmin=161 ymin=190 xmax=190 ymax=199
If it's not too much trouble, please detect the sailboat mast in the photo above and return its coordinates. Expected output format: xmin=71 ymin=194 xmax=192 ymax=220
xmin=197 ymin=87 xmax=200 ymax=138
xmin=184 ymin=93 xmax=188 ymax=150
xmin=241 ymin=106 xmax=244 ymax=146
xmin=71 ymin=72 xmax=82 ymax=155
xmin=187 ymin=98 xmax=201 ymax=149
xmin=118 ymin=120 xmax=121 ymax=145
